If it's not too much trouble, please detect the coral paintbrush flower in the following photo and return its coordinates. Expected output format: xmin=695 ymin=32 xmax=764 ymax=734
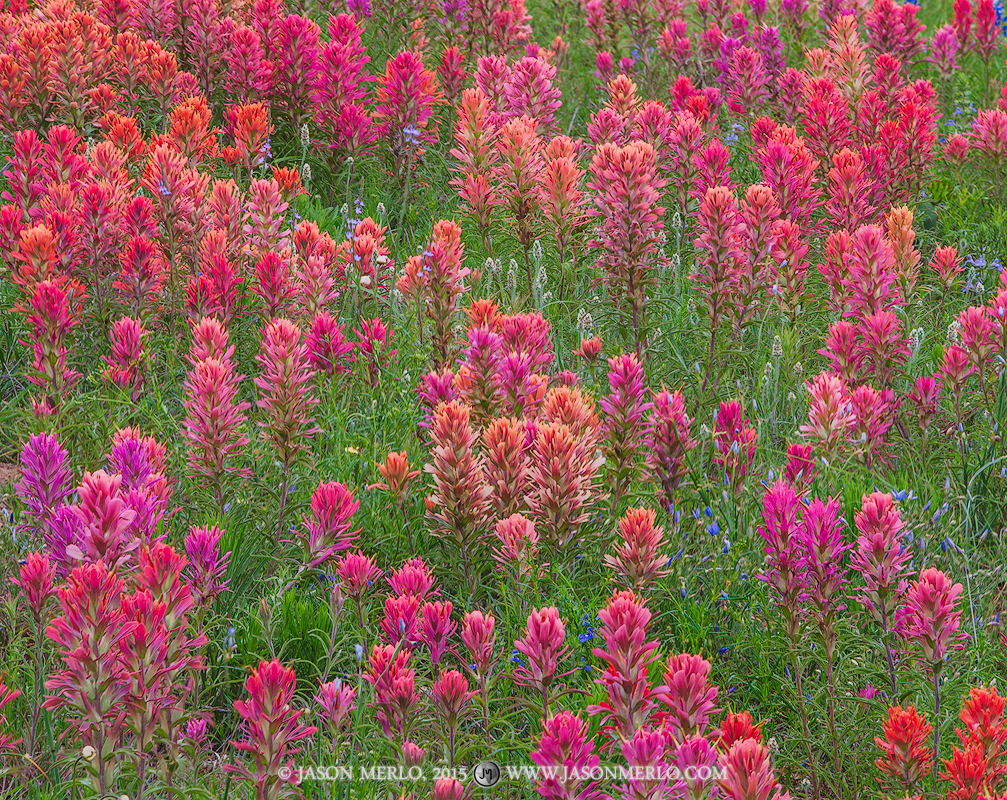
xmin=876 ymin=705 xmax=933 ymax=792
xmin=605 ymin=508 xmax=670 ymax=593
xmin=513 ymin=606 xmax=572 ymax=716
xmin=526 ymin=422 xmax=605 ymax=560
xmin=226 ymin=660 xmax=317 ymax=798
xmin=716 ymin=737 xmax=783 ymax=800
xmin=462 ymin=609 xmax=497 ymax=685
xmin=369 ymin=452 xmax=420 ymax=507
xmin=425 ymin=400 xmax=492 ymax=592
xmin=493 ymin=514 xmax=541 ymax=581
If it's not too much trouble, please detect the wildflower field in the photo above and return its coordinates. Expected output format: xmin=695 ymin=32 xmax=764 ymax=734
xmin=9 ymin=0 xmax=1007 ymax=797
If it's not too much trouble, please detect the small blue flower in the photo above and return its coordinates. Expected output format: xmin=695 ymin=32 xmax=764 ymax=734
xmin=510 ymin=648 xmax=523 ymax=666
xmin=707 ymin=521 xmax=720 ymax=537
xmin=680 ymin=587 xmax=688 ymax=599
xmin=578 ymin=630 xmax=594 ymax=643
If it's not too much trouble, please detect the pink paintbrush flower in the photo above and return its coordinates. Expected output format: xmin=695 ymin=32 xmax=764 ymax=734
xmin=101 ymin=316 xmax=148 ymax=401
xmin=315 ymin=679 xmax=356 ymax=739
xmin=898 ymin=568 xmax=966 ymax=666
xmin=420 ymin=600 xmax=456 ymax=669
xmin=660 ymin=653 xmax=720 ymax=743
xmin=588 ymin=140 xmax=666 ymax=357
xmin=801 ymin=370 xmax=853 ymax=459
xmin=226 ymin=660 xmax=318 ymax=796
xmin=530 ymin=711 xmax=601 ymax=800
xmin=11 ymin=551 xmax=56 ymax=621
xmin=254 ymin=318 xmax=320 ymax=474
xmin=587 ymin=589 xmax=664 ymax=739
xmin=513 ymin=606 xmax=572 ymax=716
xmin=850 ymin=492 xmax=910 ymax=627
xmin=388 ymin=557 xmax=437 ymax=602
xmin=462 ymin=610 xmax=497 ymax=683
xmin=431 ymin=669 xmax=476 ymax=766
xmin=298 ymin=481 xmax=360 ymax=569
xmin=364 ymin=644 xmax=418 ymax=741
xmin=182 ymin=354 xmax=251 ymax=509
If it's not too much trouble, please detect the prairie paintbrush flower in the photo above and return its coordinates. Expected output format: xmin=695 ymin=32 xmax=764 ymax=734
xmin=420 ymin=600 xmax=456 ymax=670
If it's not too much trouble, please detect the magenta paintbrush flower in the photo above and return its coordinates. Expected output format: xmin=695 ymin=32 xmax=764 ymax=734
xmin=600 ymin=353 xmax=651 ymax=506
xmin=530 ymin=710 xmax=601 ymax=800
xmin=420 ymin=600 xmax=456 ymax=669
xmin=184 ymin=524 xmax=231 ymax=606
xmin=15 ymin=431 xmax=72 ymax=536
xmin=646 ymin=388 xmax=696 ymax=510
xmin=712 ymin=399 xmax=758 ymax=493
